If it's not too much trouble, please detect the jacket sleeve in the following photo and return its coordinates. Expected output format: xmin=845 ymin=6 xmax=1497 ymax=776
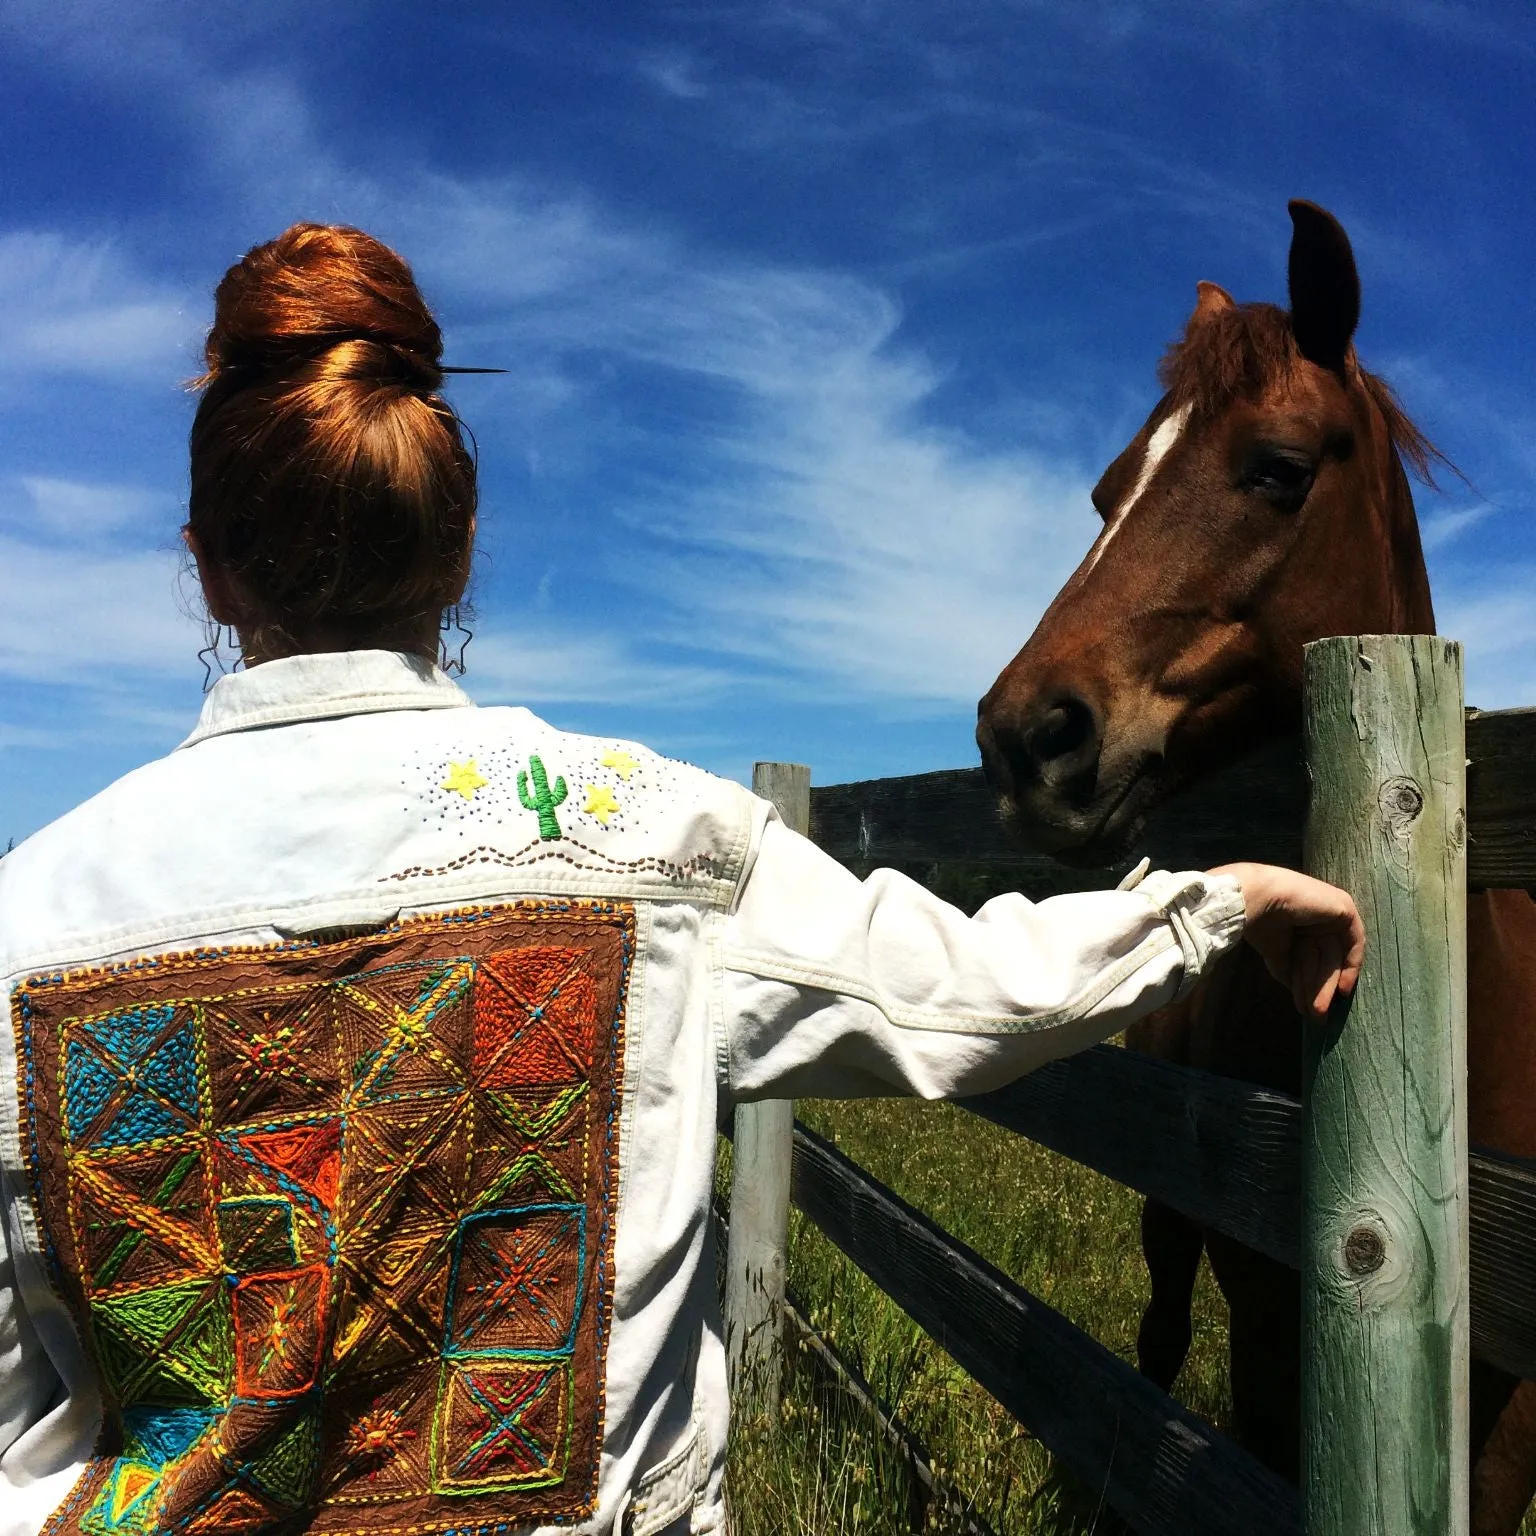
xmin=718 ymin=812 xmax=1246 ymax=1103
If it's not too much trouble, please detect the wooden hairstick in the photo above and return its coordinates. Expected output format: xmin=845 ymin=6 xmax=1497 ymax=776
xmin=439 ymin=366 xmax=509 ymax=374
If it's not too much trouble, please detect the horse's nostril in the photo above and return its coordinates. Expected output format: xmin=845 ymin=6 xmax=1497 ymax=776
xmin=1028 ymin=695 xmax=1097 ymax=767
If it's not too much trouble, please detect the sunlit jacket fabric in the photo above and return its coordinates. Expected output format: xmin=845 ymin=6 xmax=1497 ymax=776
xmin=0 ymin=651 xmax=1244 ymax=1536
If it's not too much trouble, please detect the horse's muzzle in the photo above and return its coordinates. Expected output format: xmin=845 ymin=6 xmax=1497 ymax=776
xmin=977 ymin=690 xmax=1162 ymax=864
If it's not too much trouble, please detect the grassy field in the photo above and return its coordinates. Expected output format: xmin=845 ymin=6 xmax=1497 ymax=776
xmin=721 ymin=1092 xmax=1236 ymax=1535
xmin=722 ymin=1099 xmax=1536 ymax=1535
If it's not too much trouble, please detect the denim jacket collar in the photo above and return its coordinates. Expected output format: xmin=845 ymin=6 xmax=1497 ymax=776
xmin=178 ymin=648 xmax=473 ymax=748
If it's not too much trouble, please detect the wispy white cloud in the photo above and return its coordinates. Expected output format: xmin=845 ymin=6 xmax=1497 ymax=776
xmin=0 ymin=722 xmax=72 ymax=751
xmin=637 ymin=48 xmax=711 ymax=100
xmin=1439 ymin=570 xmax=1536 ymax=708
xmin=0 ymin=12 xmax=1101 ymax=725
xmin=616 ymin=334 xmax=1094 ymax=705
xmin=0 ymin=535 xmax=199 ymax=683
xmin=465 ymin=626 xmax=729 ymax=708
xmin=0 ymin=231 xmax=196 ymax=386
xmin=2 ymin=0 xmax=1528 ymax=773
xmin=1421 ymin=502 xmax=1499 ymax=553
xmin=7 ymin=475 xmax=180 ymax=543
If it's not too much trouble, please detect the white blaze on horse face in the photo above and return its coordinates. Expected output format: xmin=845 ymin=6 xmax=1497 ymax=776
xmin=1079 ymin=403 xmax=1192 ymax=580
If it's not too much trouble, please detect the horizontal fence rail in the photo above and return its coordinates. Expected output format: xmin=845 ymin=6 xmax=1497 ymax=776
xmin=959 ymin=1045 xmax=1536 ymax=1383
xmin=809 ymin=708 xmax=1536 ymax=889
xmin=791 ymin=1121 xmax=1300 ymax=1536
xmin=736 ymin=702 xmax=1533 ymax=1530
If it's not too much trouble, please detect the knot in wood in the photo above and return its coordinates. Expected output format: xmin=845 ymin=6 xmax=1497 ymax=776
xmin=1343 ymin=1225 xmax=1386 ymax=1276
xmin=1378 ymin=776 xmax=1424 ymax=833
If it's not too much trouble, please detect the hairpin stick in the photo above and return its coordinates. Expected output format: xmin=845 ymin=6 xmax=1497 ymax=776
xmin=440 ymin=366 xmax=509 ymax=374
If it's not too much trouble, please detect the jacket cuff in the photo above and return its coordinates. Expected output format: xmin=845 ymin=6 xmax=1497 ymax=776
xmin=1134 ymin=869 xmax=1247 ymax=997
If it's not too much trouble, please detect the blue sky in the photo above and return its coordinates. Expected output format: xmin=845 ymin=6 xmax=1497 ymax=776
xmin=3 ymin=1 xmax=1534 ymax=843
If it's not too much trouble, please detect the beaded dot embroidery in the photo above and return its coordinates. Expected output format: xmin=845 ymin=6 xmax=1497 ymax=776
xmin=17 ymin=900 xmax=631 ymax=1536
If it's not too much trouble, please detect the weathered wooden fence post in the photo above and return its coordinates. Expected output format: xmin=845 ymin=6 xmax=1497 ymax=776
xmin=724 ymin=761 xmax=809 ymax=1409
xmin=1302 ymin=635 xmax=1469 ymax=1535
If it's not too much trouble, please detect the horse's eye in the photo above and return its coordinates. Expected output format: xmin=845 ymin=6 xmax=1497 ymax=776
xmin=1241 ymin=451 xmax=1316 ymax=511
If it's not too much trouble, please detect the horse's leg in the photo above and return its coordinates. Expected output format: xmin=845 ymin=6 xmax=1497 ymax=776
xmin=1473 ymin=1360 xmax=1521 ymax=1468
xmin=1135 ymin=1199 xmax=1204 ymax=1392
xmin=1472 ymin=1377 xmax=1536 ymax=1536
xmin=1204 ymin=1229 xmax=1300 ymax=1484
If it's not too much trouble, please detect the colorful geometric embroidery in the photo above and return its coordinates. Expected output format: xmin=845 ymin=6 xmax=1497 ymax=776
xmin=16 ymin=900 xmax=631 ymax=1536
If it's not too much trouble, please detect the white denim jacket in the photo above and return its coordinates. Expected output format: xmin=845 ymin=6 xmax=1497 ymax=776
xmin=0 ymin=651 xmax=1244 ymax=1536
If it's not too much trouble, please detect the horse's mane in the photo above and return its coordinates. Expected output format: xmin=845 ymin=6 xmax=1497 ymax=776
xmin=1157 ymin=301 xmax=1449 ymax=487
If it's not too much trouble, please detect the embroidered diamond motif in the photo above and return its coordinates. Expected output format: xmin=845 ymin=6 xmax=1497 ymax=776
xmin=228 ymin=1119 xmax=343 ymax=1208
xmin=433 ymin=1360 xmax=571 ymax=1493
xmin=339 ymin=961 xmax=475 ymax=1104
xmin=64 ymin=1039 xmax=120 ymax=1143
xmin=474 ymin=948 xmax=597 ymax=1088
xmin=216 ymin=1196 xmax=298 ymax=1273
xmin=248 ymin=1406 xmax=322 ymax=1506
xmin=203 ymin=991 xmax=340 ymax=1123
xmin=66 ymin=1007 xmax=201 ymax=1150
xmin=323 ymin=1376 xmax=433 ymax=1505
xmin=81 ymin=1458 xmax=159 ymax=1534
xmin=446 ymin=1206 xmax=586 ymax=1355
xmin=233 ymin=1264 xmax=329 ymax=1400
xmin=75 ymin=1144 xmax=214 ymax=1291
xmin=121 ymin=1404 xmax=217 ymax=1465
xmin=17 ymin=903 xmax=630 ymax=1534
xmin=92 ymin=1279 xmax=231 ymax=1406
xmin=183 ymin=1485 xmax=279 ymax=1533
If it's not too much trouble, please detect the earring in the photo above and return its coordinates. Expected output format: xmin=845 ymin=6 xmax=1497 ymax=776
xmin=197 ymin=623 xmax=245 ymax=692
xmin=439 ymin=605 xmax=473 ymax=677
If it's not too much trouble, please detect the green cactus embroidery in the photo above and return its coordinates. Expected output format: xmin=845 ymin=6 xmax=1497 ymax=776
xmin=517 ymin=753 xmax=568 ymax=840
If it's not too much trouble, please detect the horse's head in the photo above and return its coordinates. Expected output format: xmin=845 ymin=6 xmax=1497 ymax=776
xmin=977 ymin=200 xmax=1441 ymax=863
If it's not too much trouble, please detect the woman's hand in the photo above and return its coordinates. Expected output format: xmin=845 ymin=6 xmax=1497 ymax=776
xmin=1208 ymin=862 xmax=1367 ymax=1020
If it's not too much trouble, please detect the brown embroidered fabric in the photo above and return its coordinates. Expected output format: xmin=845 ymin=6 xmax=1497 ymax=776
xmin=14 ymin=900 xmax=632 ymax=1536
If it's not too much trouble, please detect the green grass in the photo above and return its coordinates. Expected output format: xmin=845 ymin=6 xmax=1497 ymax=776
xmin=723 ymin=1100 xmax=1536 ymax=1534
xmin=722 ymin=1093 xmax=1235 ymax=1534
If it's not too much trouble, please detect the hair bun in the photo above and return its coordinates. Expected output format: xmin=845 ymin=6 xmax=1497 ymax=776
xmin=189 ymin=222 xmax=477 ymax=661
xmin=202 ymin=224 xmax=444 ymax=389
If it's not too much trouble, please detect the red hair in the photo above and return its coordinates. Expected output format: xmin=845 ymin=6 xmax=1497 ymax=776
xmin=188 ymin=224 xmax=477 ymax=655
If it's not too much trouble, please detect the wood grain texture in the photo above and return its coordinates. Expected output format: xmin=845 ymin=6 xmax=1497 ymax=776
xmin=958 ymin=1048 xmax=1536 ymax=1381
xmin=790 ymin=1122 xmax=1301 ymax=1536
xmin=1465 ymin=708 xmax=1536 ymax=889
xmin=1468 ymin=1153 xmax=1536 ymax=1382
xmin=1301 ymin=636 xmax=1469 ymax=1536
xmin=807 ymin=710 xmax=1535 ymax=888
xmin=725 ymin=762 xmax=811 ymax=1407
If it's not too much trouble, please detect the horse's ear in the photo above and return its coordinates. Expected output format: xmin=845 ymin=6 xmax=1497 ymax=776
xmin=1192 ymin=281 xmax=1236 ymax=321
xmin=1287 ymin=199 xmax=1360 ymax=372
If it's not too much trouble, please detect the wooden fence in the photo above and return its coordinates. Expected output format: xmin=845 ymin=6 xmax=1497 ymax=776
xmin=723 ymin=636 xmax=1536 ymax=1536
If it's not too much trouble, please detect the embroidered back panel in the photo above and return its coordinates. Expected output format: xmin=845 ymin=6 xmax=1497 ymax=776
xmin=14 ymin=900 xmax=632 ymax=1536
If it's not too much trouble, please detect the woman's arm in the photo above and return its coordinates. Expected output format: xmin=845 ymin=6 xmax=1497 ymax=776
xmin=718 ymin=818 xmax=1361 ymax=1104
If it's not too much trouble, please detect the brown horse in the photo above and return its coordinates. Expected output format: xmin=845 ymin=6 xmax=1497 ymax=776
xmin=976 ymin=200 xmax=1536 ymax=1535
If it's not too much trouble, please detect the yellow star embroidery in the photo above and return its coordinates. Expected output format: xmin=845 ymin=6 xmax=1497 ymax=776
xmin=441 ymin=759 xmax=487 ymax=801
xmin=601 ymin=749 xmax=639 ymax=780
xmin=584 ymin=784 xmax=621 ymax=826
